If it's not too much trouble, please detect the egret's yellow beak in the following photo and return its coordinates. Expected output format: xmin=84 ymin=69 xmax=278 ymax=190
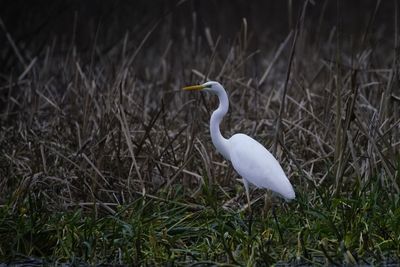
xmin=182 ymin=84 xmax=205 ymax=91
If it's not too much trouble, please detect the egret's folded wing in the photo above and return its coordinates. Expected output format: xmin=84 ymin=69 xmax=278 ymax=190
xmin=229 ymin=134 xmax=295 ymax=199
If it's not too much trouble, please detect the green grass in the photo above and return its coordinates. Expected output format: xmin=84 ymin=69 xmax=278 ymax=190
xmin=1 ymin=1 xmax=400 ymax=265
xmin=1 ymin=179 xmax=399 ymax=265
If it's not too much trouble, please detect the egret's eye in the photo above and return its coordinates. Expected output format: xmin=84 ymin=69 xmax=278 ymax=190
xmin=205 ymin=84 xmax=212 ymax=88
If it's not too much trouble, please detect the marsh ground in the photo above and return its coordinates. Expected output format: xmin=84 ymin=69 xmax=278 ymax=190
xmin=0 ymin=0 xmax=399 ymax=265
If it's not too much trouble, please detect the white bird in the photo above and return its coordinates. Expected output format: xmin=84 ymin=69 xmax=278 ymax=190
xmin=183 ymin=81 xmax=295 ymax=208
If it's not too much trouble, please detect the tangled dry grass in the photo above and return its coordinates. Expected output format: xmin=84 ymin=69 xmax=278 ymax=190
xmin=0 ymin=1 xmax=399 ymax=264
xmin=1 ymin=18 xmax=399 ymax=212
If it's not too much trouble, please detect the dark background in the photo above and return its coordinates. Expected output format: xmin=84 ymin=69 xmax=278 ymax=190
xmin=0 ymin=0 xmax=398 ymax=73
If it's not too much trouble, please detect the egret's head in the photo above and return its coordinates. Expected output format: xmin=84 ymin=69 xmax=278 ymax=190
xmin=182 ymin=81 xmax=223 ymax=94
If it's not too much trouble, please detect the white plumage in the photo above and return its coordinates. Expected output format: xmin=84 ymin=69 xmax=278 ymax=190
xmin=229 ymin=133 xmax=295 ymax=200
xmin=183 ymin=81 xmax=295 ymax=207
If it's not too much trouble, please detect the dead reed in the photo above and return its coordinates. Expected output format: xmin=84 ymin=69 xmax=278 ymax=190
xmin=0 ymin=1 xmax=399 ymax=265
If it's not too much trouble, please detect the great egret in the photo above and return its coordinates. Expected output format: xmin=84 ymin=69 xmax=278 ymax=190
xmin=183 ymin=81 xmax=295 ymax=208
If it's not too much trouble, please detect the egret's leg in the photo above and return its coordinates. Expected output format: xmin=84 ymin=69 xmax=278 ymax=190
xmin=243 ymin=178 xmax=251 ymax=210
xmin=263 ymin=192 xmax=272 ymax=213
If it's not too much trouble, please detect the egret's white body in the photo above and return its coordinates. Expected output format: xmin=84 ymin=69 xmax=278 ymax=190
xmin=183 ymin=81 xmax=295 ymax=205
xmin=229 ymin=134 xmax=295 ymax=200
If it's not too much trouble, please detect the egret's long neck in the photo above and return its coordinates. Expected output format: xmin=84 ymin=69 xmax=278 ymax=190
xmin=210 ymin=88 xmax=231 ymax=161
